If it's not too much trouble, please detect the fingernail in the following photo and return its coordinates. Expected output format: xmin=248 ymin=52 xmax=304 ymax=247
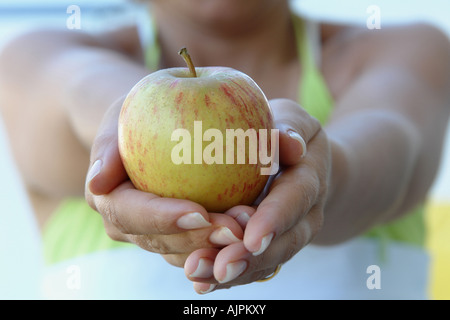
xmin=236 ymin=212 xmax=251 ymax=226
xmin=199 ymin=284 xmax=217 ymax=294
xmin=189 ymin=258 xmax=214 ymax=279
xmin=209 ymin=227 xmax=241 ymax=246
xmin=287 ymin=129 xmax=307 ymax=158
xmin=253 ymin=233 xmax=274 ymax=256
xmin=177 ymin=212 xmax=211 ymax=230
xmin=86 ymin=159 xmax=102 ymax=185
xmin=219 ymin=260 xmax=247 ymax=283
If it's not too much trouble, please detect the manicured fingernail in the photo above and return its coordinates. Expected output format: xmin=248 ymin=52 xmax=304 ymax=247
xmin=253 ymin=233 xmax=274 ymax=256
xmin=209 ymin=227 xmax=241 ymax=246
xmin=219 ymin=260 xmax=247 ymax=283
xmin=194 ymin=283 xmax=217 ymax=295
xmin=189 ymin=258 xmax=214 ymax=279
xmin=177 ymin=212 xmax=211 ymax=230
xmin=287 ymin=129 xmax=307 ymax=158
xmin=86 ymin=160 xmax=102 ymax=191
xmin=236 ymin=212 xmax=250 ymax=226
xmin=199 ymin=284 xmax=217 ymax=294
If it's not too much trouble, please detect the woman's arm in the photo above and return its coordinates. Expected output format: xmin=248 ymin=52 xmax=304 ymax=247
xmin=0 ymin=27 xmax=148 ymax=199
xmin=235 ymin=23 xmax=450 ymax=254
xmin=185 ymin=24 xmax=450 ymax=293
xmin=0 ymin=27 xmax=246 ymax=258
xmin=316 ymin=23 xmax=450 ymax=243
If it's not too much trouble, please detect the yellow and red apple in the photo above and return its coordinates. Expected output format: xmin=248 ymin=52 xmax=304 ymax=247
xmin=118 ymin=48 xmax=276 ymax=212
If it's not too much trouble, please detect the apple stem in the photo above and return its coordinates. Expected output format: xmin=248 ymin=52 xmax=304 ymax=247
xmin=178 ymin=47 xmax=197 ymax=78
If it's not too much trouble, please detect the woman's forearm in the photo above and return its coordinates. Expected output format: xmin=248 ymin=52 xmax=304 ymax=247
xmin=315 ymin=109 xmax=420 ymax=244
xmin=54 ymin=47 xmax=149 ymax=148
xmin=314 ymin=65 xmax=450 ymax=245
xmin=0 ymin=29 xmax=148 ymax=197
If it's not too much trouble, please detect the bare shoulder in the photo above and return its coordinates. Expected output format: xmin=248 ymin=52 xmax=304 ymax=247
xmin=97 ymin=25 xmax=144 ymax=61
xmin=0 ymin=25 xmax=144 ymax=90
xmin=0 ymin=24 xmax=142 ymax=64
xmin=320 ymin=23 xmax=450 ymax=98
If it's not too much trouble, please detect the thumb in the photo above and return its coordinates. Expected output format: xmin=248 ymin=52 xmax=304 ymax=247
xmin=269 ymin=99 xmax=310 ymax=166
xmin=86 ymin=97 xmax=129 ymax=195
xmin=277 ymin=125 xmax=307 ymax=166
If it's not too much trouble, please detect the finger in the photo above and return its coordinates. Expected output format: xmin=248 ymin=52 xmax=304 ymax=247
xmin=185 ymin=248 xmax=221 ymax=294
xmin=278 ymin=130 xmax=306 ymax=166
xmin=125 ymin=211 xmax=244 ymax=255
xmin=243 ymin=167 xmax=317 ymax=255
xmin=185 ymin=243 xmax=281 ymax=294
xmin=269 ymin=98 xmax=321 ymax=166
xmin=224 ymin=205 xmax=256 ymax=229
xmin=92 ymin=181 xmax=246 ymax=240
xmin=86 ymin=97 xmax=128 ymax=196
xmin=90 ymin=181 xmax=211 ymax=235
xmin=185 ymin=243 xmax=252 ymax=285
xmin=193 ymin=282 xmax=218 ymax=295
xmin=249 ymin=204 xmax=324 ymax=265
xmin=162 ymin=253 xmax=190 ymax=268
xmin=92 ymin=183 xmax=244 ymax=254
xmin=185 ymin=248 xmax=220 ymax=283
xmin=189 ymin=242 xmax=275 ymax=287
xmin=210 ymin=209 xmax=323 ymax=287
xmin=213 ymin=242 xmax=251 ymax=284
xmin=243 ymin=130 xmax=329 ymax=255
xmin=101 ymin=218 xmax=129 ymax=243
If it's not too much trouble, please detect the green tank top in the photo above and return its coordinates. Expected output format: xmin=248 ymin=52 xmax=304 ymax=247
xmin=42 ymin=14 xmax=425 ymax=265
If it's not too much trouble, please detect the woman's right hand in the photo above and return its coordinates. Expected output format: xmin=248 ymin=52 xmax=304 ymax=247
xmin=84 ymin=97 xmax=245 ymax=267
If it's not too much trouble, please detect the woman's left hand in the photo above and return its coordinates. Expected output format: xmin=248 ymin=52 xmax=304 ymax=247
xmin=183 ymin=99 xmax=332 ymax=294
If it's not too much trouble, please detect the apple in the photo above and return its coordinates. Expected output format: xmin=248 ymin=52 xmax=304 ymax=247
xmin=118 ymin=48 xmax=276 ymax=212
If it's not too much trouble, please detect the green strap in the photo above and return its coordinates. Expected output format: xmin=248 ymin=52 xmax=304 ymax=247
xmin=366 ymin=205 xmax=426 ymax=252
xmin=145 ymin=15 xmax=161 ymax=72
xmin=292 ymin=15 xmax=334 ymax=126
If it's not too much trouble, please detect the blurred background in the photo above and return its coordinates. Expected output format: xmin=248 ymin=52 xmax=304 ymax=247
xmin=0 ymin=0 xmax=449 ymax=299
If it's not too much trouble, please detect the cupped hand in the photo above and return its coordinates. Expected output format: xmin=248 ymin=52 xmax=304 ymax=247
xmin=84 ymin=97 xmax=246 ymax=267
xmin=184 ymin=99 xmax=331 ymax=294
